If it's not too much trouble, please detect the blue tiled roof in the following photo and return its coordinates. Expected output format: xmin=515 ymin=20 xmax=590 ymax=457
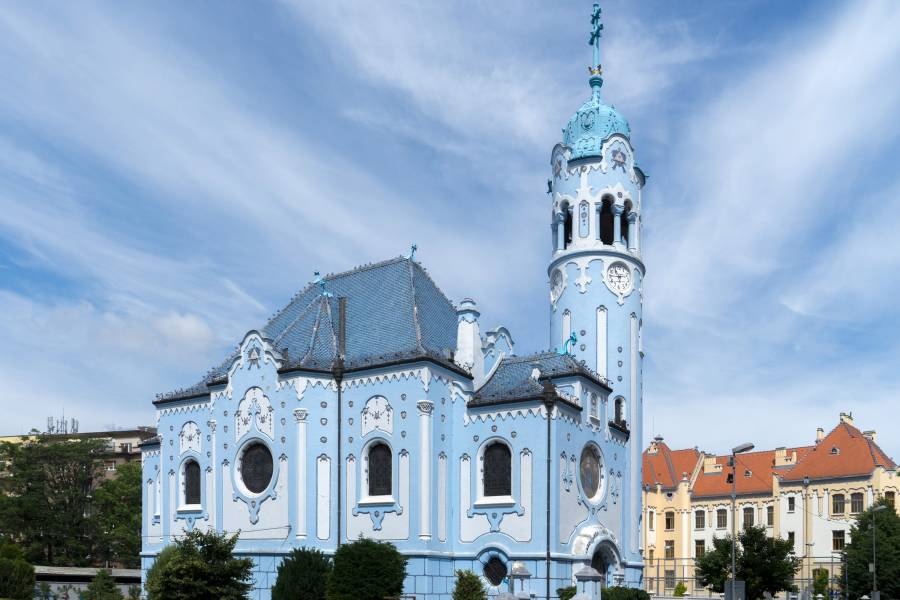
xmin=157 ymin=257 xmax=461 ymax=402
xmin=471 ymin=351 xmax=609 ymax=407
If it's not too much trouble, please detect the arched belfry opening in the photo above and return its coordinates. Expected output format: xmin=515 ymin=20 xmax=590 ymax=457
xmin=621 ymin=200 xmax=633 ymax=246
xmin=563 ymin=203 xmax=574 ymax=249
xmin=599 ymin=196 xmax=614 ymax=245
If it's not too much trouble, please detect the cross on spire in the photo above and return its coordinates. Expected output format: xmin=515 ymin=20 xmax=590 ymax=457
xmin=588 ymin=3 xmax=604 ymax=86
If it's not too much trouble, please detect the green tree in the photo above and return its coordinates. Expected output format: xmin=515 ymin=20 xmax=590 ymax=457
xmin=92 ymin=461 xmax=142 ymax=567
xmin=0 ymin=555 xmax=35 ymax=600
xmin=326 ymin=538 xmax=407 ymax=600
xmin=152 ymin=530 xmax=253 ymax=600
xmin=144 ymin=545 xmax=177 ymax=600
xmin=696 ymin=526 xmax=800 ymax=600
xmin=452 ymin=570 xmax=487 ymax=600
xmin=843 ymin=501 xmax=900 ymax=600
xmin=272 ymin=547 xmax=332 ymax=600
xmin=556 ymin=586 xmax=577 ymax=600
xmin=603 ymin=587 xmax=651 ymax=600
xmin=0 ymin=435 xmax=106 ymax=565
xmin=674 ymin=581 xmax=688 ymax=597
xmin=84 ymin=569 xmax=124 ymax=600
xmin=812 ymin=568 xmax=829 ymax=597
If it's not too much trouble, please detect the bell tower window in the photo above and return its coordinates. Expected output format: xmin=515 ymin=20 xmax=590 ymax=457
xmin=563 ymin=204 xmax=573 ymax=249
xmin=621 ymin=200 xmax=632 ymax=246
xmin=599 ymin=196 xmax=614 ymax=245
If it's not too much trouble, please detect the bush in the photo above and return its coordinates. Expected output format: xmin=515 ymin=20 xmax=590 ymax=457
xmin=150 ymin=530 xmax=253 ymax=600
xmin=604 ymin=586 xmax=652 ymax=600
xmin=84 ymin=569 xmax=124 ymax=600
xmin=272 ymin=547 xmax=332 ymax=600
xmin=0 ymin=556 xmax=35 ymax=600
xmin=674 ymin=581 xmax=687 ymax=597
xmin=326 ymin=538 xmax=407 ymax=600
xmin=453 ymin=570 xmax=487 ymax=600
xmin=145 ymin=544 xmax=177 ymax=600
xmin=557 ymin=585 xmax=577 ymax=600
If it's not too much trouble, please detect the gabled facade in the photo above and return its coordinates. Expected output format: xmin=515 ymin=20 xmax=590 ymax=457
xmin=140 ymin=8 xmax=648 ymax=599
xmin=642 ymin=414 xmax=899 ymax=597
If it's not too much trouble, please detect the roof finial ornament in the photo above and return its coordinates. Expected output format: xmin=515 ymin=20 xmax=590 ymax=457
xmin=406 ymin=243 xmax=417 ymax=261
xmin=313 ymin=271 xmax=331 ymax=297
xmin=559 ymin=331 xmax=578 ymax=356
xmin=588 ymin=3 xmax=604 ymax=94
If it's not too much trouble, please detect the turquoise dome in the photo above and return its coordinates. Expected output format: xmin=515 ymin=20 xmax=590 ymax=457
xmin=562 ymin=79 xmax=630 ymax=160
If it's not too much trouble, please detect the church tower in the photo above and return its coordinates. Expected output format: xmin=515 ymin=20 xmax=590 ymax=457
xmin=548 ymin=2 xmax=645 ymax=561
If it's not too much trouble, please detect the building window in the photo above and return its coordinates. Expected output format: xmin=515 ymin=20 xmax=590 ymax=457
xmin=580 ymin=445 xmax=603 ymax=500
xmin=483 ymin=556 xmax=507 ymax=587
xmin=368 ymin=443 xmax=392 ymax=497
xmin=240 ymin=442 xmax=274 ymax=494
xmin=767 ymin=505 xmax=775 ymax=526
xmin=563 ymin=205 xmax=573 ymax=249
xmin=664 ymin=540 xmax=674 ymax=559
xmin=614 ymin=397 xmax=626 ymax=426
xmin=743 ymin=506 xmax=754 ymax=529
xmin=787 ymin=496 xmax=796 ymax=512
xmin=483 ymin=442 xmax=512 ymax=497
xmin=695 ymin=539 xmax=706 ymax=558
xmin=104 ymin=461 xmax=117 ymax=472
xmin=886 ymin=491 xmax=896 ymax=508
xmin=832 ymin=493 xmax=845 ymax=515
xmin=665 ymin=511 xmax=675 ymax=531
xmin=648 ymin=510 xmax=654 ymax=530
xmin=647 ymin=549 xmax=654 ymax=564
xmin=184 ymin=459 xmax=201 ymax=505
xmin=600 ymin=197 xmax=614 ymax=245
xmin=695 ymin=509 xmax=705 ymax=530
xmin=851 ymin=492 xmax=864 ymax=514
xmin=832 ymin=530 xmax=845 ymax=551
xmin=717 ymin=508 xmax=727 ymax=529
xmin=664 ymin=570 xmax=676 ymax=590
xmin=787 ymin=531 xmax=795 ymax=547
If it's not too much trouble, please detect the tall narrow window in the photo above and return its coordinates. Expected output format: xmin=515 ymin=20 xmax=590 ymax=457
xmin=648 ymin=510 xmax=654 ymax=530
xmin=832 ymin=493 xmax=845 ymax=515
xmin=767 ymin=505 xmax=775 ymax=526
xmin=743 ymin=506 xmax=754 ymax=529
xmin=614 ymin=398 xmax=625 ymax=426
xmin=717 ymin=508 xmax=727 ymax=529
xmin=599 ymin=197 xmax=614 ymax=245
xmin=621 ymin=200 xmax=632 ymax=245
xmin=832 ymin=530 xmax=845 ymax=551
xmin=483 ymin=442 xmax=512 ymax=497
xmin=850 ymin=492 xmax=864 ymax=514
xmin=596 ymin=307 xmax=607 ymax=378
xmin=368 ymin=443 xmax=392 ymax=497
xmin=695 ymin=510 xmax=705 ymax=530
xmin=695 ymin=540 xmax=706 ymax=558
xmin=184 ymin=459 xmax=201 ymax=506
xmin=787 ymin=496 xmax=796 ymax=512
xmin=665 ymin=511 xmax=675 ymax=530
xmin=664 ymin=540 xmax=674 ymax=559
xmin=579 ymin=200 xmax=590 ymax=238
xmin=787 ymin=531 xmax=795 ymax=547
xmin=563 ymin=205 xmax=573 ymax=249
xmin=886 ymin=491 xmax=896 ymax=507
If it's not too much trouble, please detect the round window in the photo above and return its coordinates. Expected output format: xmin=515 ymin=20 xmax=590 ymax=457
xmin=580 ymin=444 xmax=603 ymax=500
xmin=483 ymin=556 xmax=507 ymax=587
xmin=240 ymin=442 xmax=273 ymax=494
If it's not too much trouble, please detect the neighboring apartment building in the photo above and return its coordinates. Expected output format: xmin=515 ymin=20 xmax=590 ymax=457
xmin=642 ymin=413 xmax=898 ymax=597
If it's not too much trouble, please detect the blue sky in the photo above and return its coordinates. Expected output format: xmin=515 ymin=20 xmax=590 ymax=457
xmin=1 ymin=1 xmax=900 ymax=459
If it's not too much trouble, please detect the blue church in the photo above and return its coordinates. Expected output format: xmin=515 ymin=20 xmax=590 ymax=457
xmin=141 ymin=5 xmax=645 ymax=599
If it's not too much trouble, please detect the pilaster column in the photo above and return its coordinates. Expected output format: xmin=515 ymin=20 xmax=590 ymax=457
xmin=554 ymin=213 xmax=564 ymax=251
xmin=627 ymin=212 xmax=638 ymax=251
xmin=613 ymin=204 xmax=624 ymax=246
xmin=208 ymin=420 xmax=217 ymax=529
xmin=417 ymin=400 xmax=434 ymax=540
xmin=294 ymin=408 xmax=309 ymax=538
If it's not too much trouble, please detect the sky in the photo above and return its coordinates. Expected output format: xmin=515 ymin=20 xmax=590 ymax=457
xmin=1 ymin=1 xmax=899 ymax=459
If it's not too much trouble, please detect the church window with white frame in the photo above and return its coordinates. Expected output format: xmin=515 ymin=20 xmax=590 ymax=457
xmin=367 ymin=442 xmax=392 ymax=497
xmin=483 ymin=442 xmax=512 ymax=497
xmin=183 ymin=459 xmax=201 ymax=506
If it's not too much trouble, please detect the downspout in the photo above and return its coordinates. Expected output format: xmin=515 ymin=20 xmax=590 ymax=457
xmin=335 ymin=297 xmax=347 ymax=549
xmin=541 ymin=379 xmax=557 ymax=600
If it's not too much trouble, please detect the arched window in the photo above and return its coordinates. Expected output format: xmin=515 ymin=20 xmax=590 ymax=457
xmin=483 ymin=556 xmax=507 ymax=586
xmin=614 ymin=397 xmax=626 ymax=426
xmin=483 ymin=442 xmax=512 ymax=497
xmin=563 ymin=204 xmax=573 ymax=249
xmin=368 ymin=443 xmax=392 ymax=497
xmin=832 ymin=493 xmax=846 ymax=514
xmin=599 ymin=197 xmax=614 ymax=245
xmin=184 ymin=459 xmax=201 ymax=505
xmin=621 ymin=200 xmax=632 ymax=246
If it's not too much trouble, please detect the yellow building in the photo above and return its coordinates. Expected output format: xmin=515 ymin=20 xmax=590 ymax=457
xmin=642 ymin=414 xmax=898 ymax=596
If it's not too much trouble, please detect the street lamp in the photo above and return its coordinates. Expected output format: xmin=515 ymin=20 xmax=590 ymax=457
xmin=872 ymin=505 xmax=888 ymax=599
xmin=731 ymin=442 xmax=755 ymax=600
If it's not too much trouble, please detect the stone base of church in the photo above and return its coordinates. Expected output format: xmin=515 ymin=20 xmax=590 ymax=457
xmin=141 ymin=552 xmax=642 ymax=600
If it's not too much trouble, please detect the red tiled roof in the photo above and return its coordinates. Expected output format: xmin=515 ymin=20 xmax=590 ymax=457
xmin=691 ymin=447 xmax=810 ymax=498
xmin=781 ymin=422 xmax=896 ymax=482
xmin=642 ymin=441 xmax=700 ymax=490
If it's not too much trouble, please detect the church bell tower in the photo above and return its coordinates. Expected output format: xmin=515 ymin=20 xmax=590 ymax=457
xmin=548 ymin=1 xmax=645 ymax=560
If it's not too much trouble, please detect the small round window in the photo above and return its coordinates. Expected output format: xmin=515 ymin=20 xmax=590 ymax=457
xmin=483 ymin=556 xmax=507 ymax=586
xmin=580 ymin=444 xmax=603 ymax=500
xmin=240 ymin=442 xmax=273 ymax=494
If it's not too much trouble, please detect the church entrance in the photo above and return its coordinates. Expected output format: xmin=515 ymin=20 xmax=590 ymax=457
xmin=591 ymin=550 xmax=609 ymax=588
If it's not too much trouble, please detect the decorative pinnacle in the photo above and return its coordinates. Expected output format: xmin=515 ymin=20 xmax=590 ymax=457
xmin=588 ymin=3 xmax=604 ymax=91
xmin=406 ymin=243 xmax=417 ymax=261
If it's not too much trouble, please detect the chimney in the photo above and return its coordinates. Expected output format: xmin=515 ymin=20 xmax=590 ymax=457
xmin=775 ymin=447 xmax=789 ymax=466
xmin=455 ymin=298 xmax=485 ymax=385
xmin=816 ymin=428 xmax=825 ymax=443
xmin=703 ymin=454 xmax=722 ymax=474
xmin=840 ymin=412 xmax=854 ymax=425
xmin=648 ymin=435 xmax=663 ymax=454
xmin=863 ymin=430 xmax=877 ymax=442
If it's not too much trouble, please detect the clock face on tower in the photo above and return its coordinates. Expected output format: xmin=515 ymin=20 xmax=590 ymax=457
xmin=550 ymin=269 xmax=564 ymax=304
xmin=606 ymin=263 xmax=632 ymax=294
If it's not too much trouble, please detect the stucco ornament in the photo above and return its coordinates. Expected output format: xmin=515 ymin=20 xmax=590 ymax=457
xmin=361 ymin=396 xmax=393 ymax=436
xmin=235 ymin=387 xmax=275 ymax=441
xmin=179 ymin=421 xmax=201 ymax=455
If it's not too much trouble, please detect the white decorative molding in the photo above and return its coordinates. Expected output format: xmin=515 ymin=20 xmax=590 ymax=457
xmin=293 ymin=408 xmax=309 ymax=422
xmin=235 ymin=387 xmax=275 ymax=441
xmin=316 ymin=455 xmax=331 ymax=540
xmin=361 ymin=396 xmax=393 ymax=436
xmin=179 ymin=422 xmax=201 ymax=455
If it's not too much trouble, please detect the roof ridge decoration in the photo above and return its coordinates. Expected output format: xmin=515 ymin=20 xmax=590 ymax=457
xmin=407 ymin=258 xmax=425 ymax=354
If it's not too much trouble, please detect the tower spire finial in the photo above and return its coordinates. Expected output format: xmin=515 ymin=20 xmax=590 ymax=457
xmin=588 ymin=3 xmax=604 ymax=95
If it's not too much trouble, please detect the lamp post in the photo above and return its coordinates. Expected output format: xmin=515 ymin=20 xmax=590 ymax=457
xmin=872 ymin=505 xmax=887 ymax=598
xmin=731 ymin=442 xmax=754 ymax=600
